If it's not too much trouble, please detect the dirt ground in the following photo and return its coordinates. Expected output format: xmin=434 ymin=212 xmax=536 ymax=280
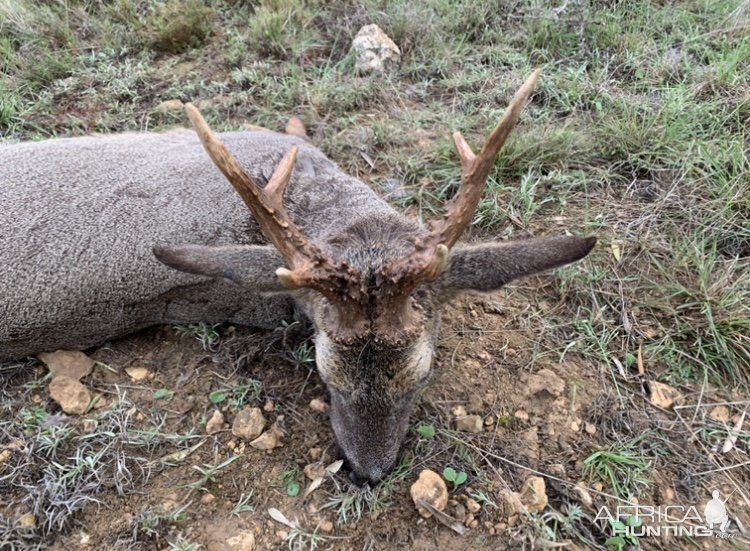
xmin=2 ymin=289 xmax=748 ymax=550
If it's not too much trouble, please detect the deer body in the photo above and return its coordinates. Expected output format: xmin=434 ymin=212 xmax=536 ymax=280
xmin=0 ymin=130 xmax=405 ymax=360
xmin=1 ymin=72 xmax=596 ymax=483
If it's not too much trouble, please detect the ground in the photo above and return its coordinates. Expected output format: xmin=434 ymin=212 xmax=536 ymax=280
xmin=1 ymin=1 xmax=749 ymax=550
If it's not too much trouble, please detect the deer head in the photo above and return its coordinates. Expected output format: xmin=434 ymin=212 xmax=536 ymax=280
xmin=154 ymin=70 xmax=596 ymax=484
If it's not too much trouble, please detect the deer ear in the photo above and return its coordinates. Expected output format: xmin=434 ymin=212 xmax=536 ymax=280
xmin=153 ymin=244 xmax=288 ymax=292
xmin=438 ymin=236 xmax=596 ymax=294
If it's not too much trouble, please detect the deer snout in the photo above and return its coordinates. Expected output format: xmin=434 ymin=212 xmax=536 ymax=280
xmin=328 ymin=391 xmax=413 ymax=485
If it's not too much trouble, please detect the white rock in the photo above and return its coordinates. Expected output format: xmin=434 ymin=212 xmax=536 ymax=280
xmin=49 ymin=376 xmax=91 ymax=415
xmin=351 ymin=24 xmax=401 ymax=74
xmin=232 ymin=408 xmax=266 ymax=441
xmin=455 ymin=414 xmax=483 ymax=433
xmin=410 ymin=469 xmax=448 ymax=518
xmin=206 ymin=410 xmax=225 ymax=435
xmin=38 ymin=350 xmax=94 ymax=380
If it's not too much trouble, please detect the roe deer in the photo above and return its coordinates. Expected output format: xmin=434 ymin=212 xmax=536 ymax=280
xmin=0 ymin=70 xmax=595 ymax=483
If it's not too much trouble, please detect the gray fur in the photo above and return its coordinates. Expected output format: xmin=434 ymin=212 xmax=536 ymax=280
xmin=0 ymin=127 xmax=595 ymax=483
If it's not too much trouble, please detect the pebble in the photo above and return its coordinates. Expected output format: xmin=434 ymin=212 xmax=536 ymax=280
xmin=232 ymin=408 xmax=266 ymax=441
xmin=574 ymin=482 xmax=594 ymax=508
xmin=514 ymin=410 xmax=529 ymax=422
xmin=351 ymin=24 xmax=401 ymax=74
xmin=250 ymin=420 xmax=283 ymax=450
xmin=156 ymin=99 xmax=184 ymax=114
xmin=19 ymin=514 xmax=36 ymax=528
xmin=452 ymin=405 xmax=467 ymax=417
xmin=49 ymin=376 xmax=91 ymax=415
xmin=709 ymin=406 xmax=730 ymax=423
xmin=125 ymin=367 xmax=152 ymax=381
xmin=308 ymin=447 xmax=322 ymax=461
xmin=455 ymin=414 xmax=483 ymax=433
xmin=303 ymin=463 xmax=326 ymax=480
xmin=527 ymin=369 xmax=565 ymax=397
xmin=410 ymin=469 xmax=449 ymax=518
xmin=319 ymin=520 xmax=334 ymax=533
xmin=225 ymin=530 xmax=255 ymax=551
xmin=38 ymin=350 xmax=94 ymax=380
xmin=465 ymin=497 xmax=481 ymax=514
xmin=200 ymin=493 xmax=216 ymax=505
xmin=206 ymin=410 xmax=225 ymax=435
xmin=309 ymin=399 xmax=330 ymax=413
xmin=584 ymin=422 xmax=597 ymax=435
xmin=520 ymin=476 xmax=548 ymax=513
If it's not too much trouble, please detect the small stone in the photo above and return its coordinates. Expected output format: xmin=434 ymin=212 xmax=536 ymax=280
xmin=574 ymin=482 xmax=593 ymax=508
xmin=514 ymin=410 xmax=529 ymax=422
xmin=351 ymin=24 xmax=401 ymax=74
xmin=548 ymin=463 xmax=566 ymax=477
xmin=227 ymin=440 xmax=237 ymax=450
xmin=452 ymin=405 xmax=467 ymax=417
xmin=38 ymin=350 xmax=94 ymax=380
xmin=410 ymin=469 xmax=449 ymax=518
xmin=309 ymin=399 xmax=329 ymax=413
xmin=708 ymin=406 xmax=731 ymax=423
xmin=206 ymin=410 xmax=225 ymax=435
xmin=0 ymin=449 xmax=11 ymax=464
xmin=648 ymin=381 xmax=683 ymax=409
xmin=200 ymin=493 xmax=216 ymax=505
xmin=453 ymin=503 xmax=466 ymax=522
xmin=660 ymin=486 xmax=675 ymax=502
xmin=584 ymin=422 xmax=597 ymax=435
xmin=80 ymin=531 xmax=91 ymax=545
xmin=527 ymin=369 xmax=565 ymax=397
xmin=308 ymin=447 xmax=322 ymax=461
xmin=499 ymin=490 xmax=524 ymax=517
xmin=263 ymin=399 xmax=275 ymax=412
xmin=464 ymin=512 xmax=475 ymax=527
xmin=156 ymin=99 xmax=184 ymax=114
xmin=125 ymin=367 xmax=151 ymax=381
xmin=592 ymin=482 xmax=603 ymax=492
xmin=455 ymin=415 xmax=483 ymax=433
xmin=469 ymin=519 xmax=479 ymax=529
xmin=250 ymin=420 xmax=283 ymax=450
xmin=303 ymin=463 xmax=326 ymax=480
xmin=82 ymin=419 xmax=97 ymax=432
xmin=518 ymin=428 xmax=540 ymax=462
xmin=18 ymin=513 xmax=36 ymax=528
xmin=285 ymin=117 xmax=307 ymax=138
xmin=49 ymin=376 xmax=91 ymax=415
xmin=465 ymin=497 xmax=481 ymax=514
xmin=319 ymin=520 xmax=334 ymax=533
xmin=232 ymin=408 xmax=266 ymax=441
xmin=275 ymin=530 xmax=288 ymax=542
xmin=519 ymin=476 xmax=548 ymax=514
xmin=570 ymin=420 xmax=580 ymax=431
xmin=226 ymin=530 xmax=255 ymax=551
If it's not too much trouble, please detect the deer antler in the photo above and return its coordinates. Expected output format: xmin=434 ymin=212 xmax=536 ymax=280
xmin=184 ymin=104 xmax=366 ymax=309
xmin=379 ymin=69 xmax=541 ymax=292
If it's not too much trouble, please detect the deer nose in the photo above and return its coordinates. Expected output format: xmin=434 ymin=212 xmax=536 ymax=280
xmin=336 ymin=444 xmax=390 ymax=485
xmin=348 ymin=466 xmax=386 ymax=486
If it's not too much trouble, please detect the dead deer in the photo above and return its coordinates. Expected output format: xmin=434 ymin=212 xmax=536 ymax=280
xmin=0 ymin=70 xmax=595 ymax=483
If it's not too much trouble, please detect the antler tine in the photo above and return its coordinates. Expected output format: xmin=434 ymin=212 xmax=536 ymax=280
xmin=380 ymin=70 xmax=541 ymax=290
xmin=436 ymin=68 xmax=541 ymax=249
xmin=184 ymin=103 xmax=363 ymax=300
